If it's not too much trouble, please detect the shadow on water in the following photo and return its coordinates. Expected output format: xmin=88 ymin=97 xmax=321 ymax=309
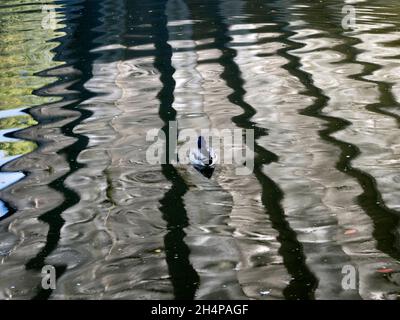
xmin=25 ymin=0 xmax=102 ymax=299
xmin=153 ymin=0 xmax=200 ymax=300
xmin=124 ymin=0 xmax=200 ymax=299
xmin=195 ymin=166 xmax=215 ymax=179
xmin=270 ymin=0 xmax=400 ymax=261
xmin=185 ymin=0 xmax=318 ymax=299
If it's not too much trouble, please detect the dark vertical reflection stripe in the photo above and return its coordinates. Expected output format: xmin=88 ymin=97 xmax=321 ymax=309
xmin=186 ymin=0 xmax=318 ymax=299
xmin=334 ymin=19 xmax=400 ymax=259
xmin=144 ymin=0 xmax=200 ymax=300
xmin=25 ymin=0 xmax=102 ymax=299
xmin=270 ymin=0 xmax=400 ymax=261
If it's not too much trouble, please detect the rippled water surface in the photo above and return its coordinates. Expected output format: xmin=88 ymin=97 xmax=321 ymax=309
xmin=0 ymin=0 xmax=400 ymax=300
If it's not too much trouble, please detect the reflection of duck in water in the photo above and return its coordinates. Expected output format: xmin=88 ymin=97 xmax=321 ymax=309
xmin=189 ymin=136 xmax=217 ymax=179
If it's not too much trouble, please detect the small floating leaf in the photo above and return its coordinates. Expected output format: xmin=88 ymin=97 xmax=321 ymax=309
xmin=377 ymin=268 xmax=394 ymax=274
xmin=344 ymin=229 xmax=357 ymax=235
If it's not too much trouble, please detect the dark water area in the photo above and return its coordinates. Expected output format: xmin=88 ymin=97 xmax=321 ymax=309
xmin=0 ymin=0 xmax=399 ymax=300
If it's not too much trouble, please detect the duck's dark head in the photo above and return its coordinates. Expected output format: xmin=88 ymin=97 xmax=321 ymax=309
xmin=197 ymin=136 xmax=206 ymax=149
xmin=197 ymin=136 xmax=213 ymax=165
xmin=193 ymin=136 xmax=215 ymax=179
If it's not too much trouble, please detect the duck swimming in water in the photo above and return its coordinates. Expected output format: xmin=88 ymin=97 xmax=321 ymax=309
xmin=189 ymin=136 xmax=217 ymax=178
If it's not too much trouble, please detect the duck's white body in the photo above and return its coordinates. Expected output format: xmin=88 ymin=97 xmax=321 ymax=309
xmin=189 ymin=136 xmax=217 ymax=170
xmin=189 ymin=147 xmax=217 ymax=170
